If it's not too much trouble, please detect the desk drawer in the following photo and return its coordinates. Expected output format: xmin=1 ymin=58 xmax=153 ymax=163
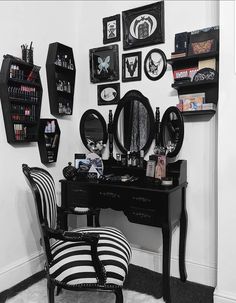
xmin=125 ymin=207 xmax=161 ymax=227
xmin=66 ymin=183 xmax=89 ymax=208
xmin=129 ymin=190 xmax=166 ymax=209
xmin=92 ymin=187 xmax=124 ymax=210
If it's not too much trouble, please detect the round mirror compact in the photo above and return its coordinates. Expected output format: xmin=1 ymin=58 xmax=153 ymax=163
xmin=113 ymin=90 xmax=155 ymax=154
xmin=80 ymin=109 xmax=108 ymax=155
xmin=160 ymin=106 xmax=184 ymax=158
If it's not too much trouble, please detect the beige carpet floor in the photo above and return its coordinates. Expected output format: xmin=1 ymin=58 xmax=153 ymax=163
xmin=6 ymin=279 xmax=164 ymax=303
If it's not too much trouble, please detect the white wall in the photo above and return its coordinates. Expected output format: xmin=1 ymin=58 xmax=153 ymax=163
xmin=214 ymin=2 xmax=236 ymax=303
xmin=0 ymin=0 xmax=219 ymax=291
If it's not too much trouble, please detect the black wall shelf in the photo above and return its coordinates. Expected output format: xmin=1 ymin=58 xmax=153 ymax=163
xmin=168 ymin=51 xmax=219 ymax=118
xmin=38 ymin=118 xmax=60 ymax=164
xmin=0 ymin=54 xmax=42 ymax=143
xmin=46 ymin=42 xmax=76 ymax=116
xmin=167 ymin=51 xmax=219 ymax=68
xmin=182 ymin=109 xmax=216 ymax=117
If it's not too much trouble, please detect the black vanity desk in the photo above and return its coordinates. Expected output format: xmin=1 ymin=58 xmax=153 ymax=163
xmin=60 ymin=160 xmax=188 ymax=303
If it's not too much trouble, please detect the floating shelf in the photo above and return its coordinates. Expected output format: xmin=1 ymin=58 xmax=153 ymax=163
xmin=0 ymin=54 xmax=42 ymax=143
xmin=38 ymin=119 xmax=61 ymax=164
xmin=171 ymin=79 xmax=218 ymax=90
xmin=168 ymin=50 xmax=219 ymax=118
xmin=46 ymin=42 xmax=76 ymax=116
xmin=167 ymin=51 xmax=219 ymax=67
xmin=181 ymin=110 xmax=216 ymax=117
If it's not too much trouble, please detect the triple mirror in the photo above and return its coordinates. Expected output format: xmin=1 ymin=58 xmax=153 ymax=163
xmin=79 ymin=109 xmax=108 ymax=155
xmin=80 ymin=91 xmax=184 ymax=158
xmin=113 ymin=90 xmax=155 ymax=154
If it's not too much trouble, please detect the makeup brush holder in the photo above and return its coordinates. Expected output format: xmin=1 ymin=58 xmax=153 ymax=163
xmin=22 ymin=49 xmax=33 ymax=64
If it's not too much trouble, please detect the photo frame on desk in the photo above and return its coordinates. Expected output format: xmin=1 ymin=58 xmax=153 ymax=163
xmin=122 ymin=1 xmax=165 ymax=50
xmin=89 ymin=44 xmax=119 ymax=83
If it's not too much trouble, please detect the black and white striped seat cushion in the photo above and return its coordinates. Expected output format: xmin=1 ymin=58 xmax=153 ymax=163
xmin=50 ymin=226 xmax=131 ymax=286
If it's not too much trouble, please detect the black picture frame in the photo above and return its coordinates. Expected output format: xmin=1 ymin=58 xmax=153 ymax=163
xmin=122 ymin=1 xmax=165 ymax=50
xmin=122 ymin=51 xmax=142 ymax=82
xmin=97 ymin=83 xmax=120 ymax=105
xmin=89 ymin=44 xmax=119 ymax=83
xmin=144 ymin=48 xmax=167 ymax=81
xmin=103 ymin=14 xmax=121 ymax=44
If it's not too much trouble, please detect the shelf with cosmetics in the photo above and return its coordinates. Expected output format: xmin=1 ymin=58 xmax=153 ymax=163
xmin=38 ymin=119 xmax=61 ymax=164
xmin=168 ymin=27 xmax=219 ymax=118
xmin=46 ymin=42 xmax=76 ymax=116
xmin=167 ymin=52 xmax=219 ymax=118
xmin=0 ymin=54 xmax=42 ymax=143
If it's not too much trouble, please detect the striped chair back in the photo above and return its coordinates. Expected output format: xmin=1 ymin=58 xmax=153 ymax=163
xmin=22 ymin=164 xmax=57 ymax=229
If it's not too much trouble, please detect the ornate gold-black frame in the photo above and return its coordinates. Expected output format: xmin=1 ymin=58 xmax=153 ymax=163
xmin=90 ymin=44 xmax=119 ymax=83
xmin=122 ymin=1 xmax=165 ymax=50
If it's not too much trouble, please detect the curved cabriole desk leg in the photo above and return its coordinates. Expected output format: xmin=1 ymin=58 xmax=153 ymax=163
xmin=179 ymin=186 xmax=188 ymax=281
xmin=162 ymin=223 xmax=172 ymax=303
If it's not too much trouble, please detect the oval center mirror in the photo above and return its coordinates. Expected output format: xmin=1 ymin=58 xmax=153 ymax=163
xmin=80 ymin=109 xmax=108 ymax=155
xmin=160 ymin=106 xmax=184 ymax=158
xmin=113 ymin=90 xmax=155 ymax=154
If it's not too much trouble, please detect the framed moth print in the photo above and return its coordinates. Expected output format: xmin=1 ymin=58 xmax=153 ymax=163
xmin=122 ymin=51 xmax=142 ymax=82
xmin=122 ymin=1 xmax=165 ymax=50
xmin=89 ymin=44 xmax=119 ymax=83
xmin=103 ymin=14 xmax=120 ymax=44
xmin=97 ymin=83 xmax=120 ymax=105
xmin=144 ymin=48 xmax=167 ymax=81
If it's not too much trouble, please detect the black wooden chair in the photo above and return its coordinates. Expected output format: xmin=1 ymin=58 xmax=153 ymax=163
xmin=22 ymin=164 xmax=131 ymax=303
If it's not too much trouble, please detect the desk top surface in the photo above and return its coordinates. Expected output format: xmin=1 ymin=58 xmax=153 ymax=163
xmin=60 ymin=178 xmax=187 ymax=193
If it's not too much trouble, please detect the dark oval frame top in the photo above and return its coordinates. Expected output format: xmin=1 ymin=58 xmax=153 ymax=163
xmin=160 ymin=106 xmax=184 ymax=158
xmin=144 ymin=48 xmax=167 ymax=81
xmin=113 ymin=90 xmax=155 ymax=154
xmin=80 ymin=109 xmax=108 ymax=153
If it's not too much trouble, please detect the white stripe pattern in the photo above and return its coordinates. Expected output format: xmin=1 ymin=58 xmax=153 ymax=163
xmin=50 ymin=227 xmax=131 ymax=286
xmin=26 ymin=167 xmax=131 ymax=288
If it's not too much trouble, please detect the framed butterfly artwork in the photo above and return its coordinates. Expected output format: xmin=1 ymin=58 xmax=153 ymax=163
xmin=144 ymin=48 xmax=167 ymax=81
xmin=122 ymin=51 xmax=142 ymax=82
xmin=89 ymin=44 xmax=119 ymax=83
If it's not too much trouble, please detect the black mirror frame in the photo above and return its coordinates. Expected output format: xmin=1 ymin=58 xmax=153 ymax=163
xmin=80 ymin=109 xmax=108 ymax=153
xmin=113 ymin=90 xmax=155 ymax=155
xmin=144 ymin=48 xmax=167 ymax=81
xmin=160 ymin=106 xmax=184 ymax=158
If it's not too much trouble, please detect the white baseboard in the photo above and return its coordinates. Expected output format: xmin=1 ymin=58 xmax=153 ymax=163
xmin=0 ymin=246 xmax=217 ymax=292
xmin=214 ymin=289 xmax=236 ymax=303
xmin=0 ymin=250 xmax=45 ymax=292
xmin=130 ymin=245 xmax=217 ymax=287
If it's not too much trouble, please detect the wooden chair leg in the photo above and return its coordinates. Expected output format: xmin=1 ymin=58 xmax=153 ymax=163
xmin=56 ymin=286 xmax=62 ymax=296
xmin=47 ymin=278 xmax=55 ymax=303
xmin=95 ymin=211 xmax=100 ymax=227
xmin=114 ymin=288 xmax=123 ymax=303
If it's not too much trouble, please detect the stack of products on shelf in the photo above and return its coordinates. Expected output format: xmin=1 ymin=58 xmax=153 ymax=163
xmin=176 ymin=92 xmax=216 ymax=112
xmin=55 ymin=54 xmax=74 ymax=70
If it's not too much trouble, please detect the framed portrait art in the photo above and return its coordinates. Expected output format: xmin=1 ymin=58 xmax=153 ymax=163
xmin=89 ymin=44 xmax=119 ymax=83
xmin=103 ymin=14 xmax=120 ymax=44
xmin=122 ymin=1 xmax=165 ymax=50
xmin=97 ymin=83 xmax=120 ymax=106
xmin=144 ymin=48 xmax=167 ymax=81
xmin=122 ymin=51 xmax=142 ymax=82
